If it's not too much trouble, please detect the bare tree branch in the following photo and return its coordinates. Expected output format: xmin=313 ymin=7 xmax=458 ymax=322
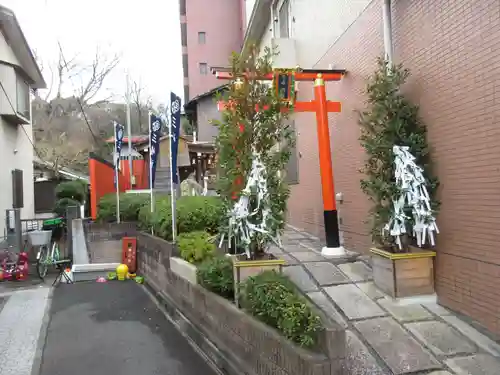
xmin=130 ymin=79 xmax=152 ymax=133
xmin=31 ymin=45 xmax=121 ymax=171
xmin=77 ymin=47 xmax=120 ymax=105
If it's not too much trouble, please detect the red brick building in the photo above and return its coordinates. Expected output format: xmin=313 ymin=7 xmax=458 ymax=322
xmin=246 ymin=0 xmax=500 ymax=336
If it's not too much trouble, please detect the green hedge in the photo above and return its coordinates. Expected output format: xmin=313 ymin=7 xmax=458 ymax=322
xmin=197 ymin=256 xmax=234 ymax=300
xmin=97 ymin=193 xmax=153 ymax=223
xmin=138 ymin=196 xmax=173 ymax=239
xmin=98 ymin=193 xmax=225 ymax=241
xmin=241 ymin=271 xmax=322 ymax=348
xmin=176 ymin=196 xmax=224 ymax=235
xmin=178 ymin=231 xmax=216 ymax=264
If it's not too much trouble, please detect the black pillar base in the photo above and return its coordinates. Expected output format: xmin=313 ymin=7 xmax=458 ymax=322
xmin=324 ymin=209 xmax=341 ymax=248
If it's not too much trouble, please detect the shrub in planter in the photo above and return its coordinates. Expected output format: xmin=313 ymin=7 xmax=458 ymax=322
xmin=138 ymin=196 xmax=172 ymax=239
xmin=55 ymin=180 xmax=87 ymax=203
xmin=120 ymin=194 xmax=152 ymax=221
xmin=176 ymin=196 xmax=224 ymax=235
xmin=98 ymin=193 xmax=152 ymax=222
xmin=359 ymin=58 xmax=439 ymax=250
xmin=241 ymin=271 xmax=322 ymax=348
xmin=215 ymin=45 xmax=294 ymax=260
xmin=358 ymin=58 xmax=440 ymax=297
xmin=197 ymin=256 xmax=234 ymax=300
xmin=178 ymin=231 xmax=216 ymax=264
xmin=54 ymin=198 xmax=80 ymax=218
xmin=138 ymin=196 xmax=222 ymax=240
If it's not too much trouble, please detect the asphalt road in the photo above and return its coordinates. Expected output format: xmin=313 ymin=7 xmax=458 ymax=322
xmin=38 ymin=281 xmax=218 ymax=375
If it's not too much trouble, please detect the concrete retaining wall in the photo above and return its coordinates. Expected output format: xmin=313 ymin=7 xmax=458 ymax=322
xmin=137 ymin=232 xmax=346 ymax=375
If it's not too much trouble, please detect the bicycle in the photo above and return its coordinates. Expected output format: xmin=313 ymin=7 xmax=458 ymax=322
xmin=28 ymin=218 xmax=65 ymax=280
xmin=36 ymin=238 xmax=61 ymax=279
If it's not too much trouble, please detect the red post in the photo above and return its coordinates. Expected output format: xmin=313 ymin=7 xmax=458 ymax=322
xmin=314 ymin=74 xmax=341 ymax=250
xmin=214 ymin=68 xmax=346 ymax=254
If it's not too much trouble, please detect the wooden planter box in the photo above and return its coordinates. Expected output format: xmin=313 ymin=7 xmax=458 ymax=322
xmin=232 ymin=254 xmax=285 ymax=306
xmin=370 ymin=247 xmax=436 ymax=298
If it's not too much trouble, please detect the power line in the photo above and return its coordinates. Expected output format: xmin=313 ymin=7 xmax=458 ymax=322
xmin=57 ymin=41 xmax=101 ymax=147
xmin=0 ymin=80 xmax=45 ymax=162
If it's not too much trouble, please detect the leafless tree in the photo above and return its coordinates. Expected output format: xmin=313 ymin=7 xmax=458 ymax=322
xmin=75 ymin=46 xmax=120 ymax=105
xmin=32 ymin=44 xmax=121 ymax=172
xmin=130 ymin=78 xmax=152 ymax=133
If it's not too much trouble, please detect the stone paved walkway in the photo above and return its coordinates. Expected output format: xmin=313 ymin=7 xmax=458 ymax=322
xmin=274 ymin=227 xmax=500 ymax=375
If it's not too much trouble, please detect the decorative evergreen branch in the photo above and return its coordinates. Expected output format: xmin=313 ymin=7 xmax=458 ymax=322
xmin=358 ymin=58 xmax=440 ymax=251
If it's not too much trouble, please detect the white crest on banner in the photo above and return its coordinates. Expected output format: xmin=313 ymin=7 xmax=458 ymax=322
xmin=171 ymin=99 xmax=180 ymax=114
xmin=152 ymin=119 xmax=161 ymax=132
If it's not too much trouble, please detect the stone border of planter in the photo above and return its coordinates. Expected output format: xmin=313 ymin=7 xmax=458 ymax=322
xmin=137 ymin=232 xmax=346 ymax=375
xmin=170 ymin=256 xmax=197 ymax=284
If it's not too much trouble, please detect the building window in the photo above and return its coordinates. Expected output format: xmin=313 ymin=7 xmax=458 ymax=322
xmin=16 ymin=75 xmax=30 ymax=120
xmin=199 ymin=63 xmax=208 ymax=75
xmin=180 ymin=23 xmax=187 ymax=47
xmin=198 ymin=31 xmax=206 ymax=44
xmin=279 ymin=0 xmax=290 ymax=38
xmin=182 ymin=54 xmax=189 ymax=77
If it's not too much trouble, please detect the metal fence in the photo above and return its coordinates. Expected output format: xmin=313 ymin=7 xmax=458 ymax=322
xmin=3 ymin=207 xmax=81 ymax=260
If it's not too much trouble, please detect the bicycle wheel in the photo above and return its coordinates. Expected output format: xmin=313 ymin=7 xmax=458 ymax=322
xmin=36 ymin=245 xmax=49 ymax=279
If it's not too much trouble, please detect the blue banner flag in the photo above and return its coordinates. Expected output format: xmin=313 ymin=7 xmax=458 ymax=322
xmin=170 ymin=92 xmax=181 ymax=184
xmin=114 ymin=121 xmax=125 ymax=168
xmin=114 ymin=121 xmax=124 ymax=187
xmin=149 ymin=114 xmax=162 ymax=188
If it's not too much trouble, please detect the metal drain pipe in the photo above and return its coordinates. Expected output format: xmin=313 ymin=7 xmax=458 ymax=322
xmin=382 ymin=0 xmax=393 ymax=65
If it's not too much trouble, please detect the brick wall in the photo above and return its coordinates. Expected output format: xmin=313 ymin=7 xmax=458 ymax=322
xmin=137 ymin=232 xmax=345 ymax=375
xmin=290 ymin=0 xmax=500 ymax=334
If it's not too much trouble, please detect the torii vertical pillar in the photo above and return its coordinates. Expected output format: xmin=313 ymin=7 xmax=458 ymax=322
xmin=313 ymin=74 xmax=343 ymax=255
xmin=215 ymin=69 xmax=346 ymax=256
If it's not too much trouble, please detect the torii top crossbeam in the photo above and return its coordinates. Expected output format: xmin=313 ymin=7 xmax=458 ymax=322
xmin=213 ymin=67 xmax=345 ymax=82
xmin=213 ymin=67 xmax=348 ymax=255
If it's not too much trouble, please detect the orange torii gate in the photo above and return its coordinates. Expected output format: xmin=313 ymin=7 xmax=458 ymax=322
xmin=214 ymin=68 xmax=347 ymax=256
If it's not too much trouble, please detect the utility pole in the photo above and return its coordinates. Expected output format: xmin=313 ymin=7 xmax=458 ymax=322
xmin=126 ymin=72 xmax=133 ymax=187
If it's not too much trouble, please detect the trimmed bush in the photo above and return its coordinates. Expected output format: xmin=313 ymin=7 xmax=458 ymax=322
xmin=98 ymin=194 xmax=224 ymax=240
xmin=178 ymin=231 xmax=216 ymax=264
xmin=55 ymin=180 xmax=87 ymax=203
xmin=97 ymin=193 xmax=152 ymax=222
xmin=241 ymin=271 xmax=322 ymax=348
xmin=139 ymin=196 xmax=173 ymax=240
xmin=138 ymin=195 xmax=224 ymax=241
xmin=176 ymin=196 xmax=224 ymax=235
xmin=197 ymin=256 xmax=234 ymax=300
xmin=54 ymin=198 xmax=80 ymax=218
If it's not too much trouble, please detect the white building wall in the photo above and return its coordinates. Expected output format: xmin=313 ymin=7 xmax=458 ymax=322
xmin=245 ymin=0 xmax=257 ymax=27
xmin=255 ymin=0 xmax=373 ymax=68
xmin=0 ymin=30 xmax=36 ymax=236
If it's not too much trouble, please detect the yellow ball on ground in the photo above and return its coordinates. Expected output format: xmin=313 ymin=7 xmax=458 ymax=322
xmin=116 ymin=264 xmax=129 ymax=281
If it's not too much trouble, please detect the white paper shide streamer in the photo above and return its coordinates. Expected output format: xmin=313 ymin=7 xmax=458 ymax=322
xmin=384 ymin=146 xmax=439 ymax=249
xmin=218 ymin=119 xmax=282 ymax=258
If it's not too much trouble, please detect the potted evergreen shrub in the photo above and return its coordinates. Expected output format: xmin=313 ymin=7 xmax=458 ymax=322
xmin=214 ymin=45 xmax=295 ymax=305
xmin=358 ymin=58 xmax=440 ymax=298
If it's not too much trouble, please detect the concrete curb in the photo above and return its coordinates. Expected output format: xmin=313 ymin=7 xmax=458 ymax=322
xmin=30 ymin=287 xmax=54 ymax=375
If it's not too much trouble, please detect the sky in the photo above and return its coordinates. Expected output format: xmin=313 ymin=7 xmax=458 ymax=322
xmin=2 ymin=0 xmax=184 ymax=106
